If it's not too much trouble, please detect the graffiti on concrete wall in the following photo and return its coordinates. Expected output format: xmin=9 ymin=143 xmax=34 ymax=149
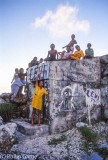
xmin=86 ymin=88 xmax=100 ymax=105
xmin=49 ymin=59 xmax=100 ymax=83
xmin=60 ymin=84 xmax=77 ymax=111
xmin=27 ymin=63 xmax=49 ymax=83
xmin=85 ymin=87 xmax=101 ymax=125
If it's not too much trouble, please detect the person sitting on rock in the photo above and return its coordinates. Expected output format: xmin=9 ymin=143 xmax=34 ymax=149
xmin=85 ymin=43 xmax=94 ymax=58
xmin=30 ymin=57 xmax=38 ymax=67
xmin=31 ymin=70 xmax=50 ymax=126
xmin=60 ymin=45 xmax=73 ymax=60
xmin=44 ymin=43 xmax=58 ymax=61
xmin=71 ymin=45 xmax=85 ymax=60
xmin=62 ymin=34 xmax=77 ymax=53
xmin=38 ymin=58 xmax=43 ymax=64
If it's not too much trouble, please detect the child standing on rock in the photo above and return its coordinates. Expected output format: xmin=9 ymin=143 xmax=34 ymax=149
xmin=31 ymin=70 xmax=50 ymax=126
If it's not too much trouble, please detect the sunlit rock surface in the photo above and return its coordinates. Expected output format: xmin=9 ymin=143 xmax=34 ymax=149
xmin=27 ymin=55 xmax=108 ymax=133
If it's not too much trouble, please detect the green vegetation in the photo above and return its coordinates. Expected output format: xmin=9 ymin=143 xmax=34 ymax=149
xmin=48 ymin=135 xmax=67 ymax=145
xmin=0 ymin=103 xmax=29 ymax=122
xmin=79 ymin=126 xmax=108 ymax=158
xmin=0 ymin=103 xmax=18 ymax=122
xmin=78 ymin=126 xmax=98 ymax=154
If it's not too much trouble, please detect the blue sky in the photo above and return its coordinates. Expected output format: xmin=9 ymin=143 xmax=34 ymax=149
xmin=0 ymin=0 xmax=108 ymax=93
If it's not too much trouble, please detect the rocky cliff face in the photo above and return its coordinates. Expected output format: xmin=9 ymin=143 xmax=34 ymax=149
xmin=27 ymin=55 xmax=108 ymax=133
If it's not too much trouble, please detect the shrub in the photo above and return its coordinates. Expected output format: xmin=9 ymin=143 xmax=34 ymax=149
xmin=0 ymin=103 xmax=18 ymax=122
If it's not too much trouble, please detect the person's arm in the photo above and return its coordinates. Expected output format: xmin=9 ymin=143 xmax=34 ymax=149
xmin=11 ymin=74 xmax=15 ymax=84
xmin=81 ymin=51 xmax=85 ymax=59
xmin=55 ymin=50 xmax=58 ymax=59
xmin=92 ymin=49 xmax=94 ymax=57
xmin=35 ymin=70 xmax=41 ymax=86
xmin=46 ymin=94 xmax=51 ymax=103
xmin=47 ymin=51 xmax=50 ymax=58
xmin=62 ymin=45 xmax=68 ymax=49
xmin=74 ymin=40 xmax=77 ymax=44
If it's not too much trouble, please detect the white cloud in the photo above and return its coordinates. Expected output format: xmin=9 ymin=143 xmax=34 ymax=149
xmin=32 ymin=4 xmax=90 ymax=38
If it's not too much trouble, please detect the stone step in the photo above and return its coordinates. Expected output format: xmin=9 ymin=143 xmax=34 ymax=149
xmin=14 ymin=120 xmax=49 ymax=136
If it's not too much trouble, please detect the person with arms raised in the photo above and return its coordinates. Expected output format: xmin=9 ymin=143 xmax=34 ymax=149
xmin=31 ymin=70 xmax=50 ymax=126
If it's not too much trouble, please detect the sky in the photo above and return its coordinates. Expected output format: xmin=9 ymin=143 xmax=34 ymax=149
xmin=0 ymin=0 xmax=108 ymax=93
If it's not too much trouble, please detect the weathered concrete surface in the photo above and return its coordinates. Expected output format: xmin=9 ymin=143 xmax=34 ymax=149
xmin=27 ymin=56 xmax=108 ymax=133
xmin=100 ymin=54 xmax=108 ymax=120
xmin=13 ymin=120 xmax=49 ymax=136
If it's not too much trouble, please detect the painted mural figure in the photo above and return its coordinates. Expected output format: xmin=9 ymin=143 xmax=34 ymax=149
xmin=85 ymin=43 xmax=94 ymax=58
xmin=31 ymin=70 xmax=50 ymax=126
xmin=61 ymin=87 xmax=73 ymax=110
xmin=62 ymin=34 xmax=77 ymax=53
xmin=44 ymin=43 xmax=58 ymax=61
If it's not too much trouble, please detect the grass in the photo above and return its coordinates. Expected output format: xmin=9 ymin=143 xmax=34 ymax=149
xmin=78 ymin=126 xmax=98 ymax=154
xmin=48 ymin=135 xmax=67 ymax=145
xmin=79 ymin=125 xmax=108 ymax=158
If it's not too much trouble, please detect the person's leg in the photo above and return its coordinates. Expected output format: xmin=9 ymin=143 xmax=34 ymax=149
xmin=38 ymin=110 xmax=41 ymax=126
xmin=32 ymin=108 xmax=36 ymax=126
xmin=17 ymin=86 xmax=23 ymax=99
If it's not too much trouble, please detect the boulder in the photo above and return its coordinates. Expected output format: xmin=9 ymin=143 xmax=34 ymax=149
xmin=0 ymin=98 xmax=6 ymax=104
xmin=0 ymin=122 xmax=17 ymax=153
xmin=13 ymin=120 xmax=49 ymax=136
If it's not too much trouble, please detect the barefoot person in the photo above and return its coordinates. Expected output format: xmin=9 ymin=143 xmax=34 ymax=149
xmin=31 ymin=70 xmax=50 ymax=126
xmin=44 ymin=43 xmax=58 ymax=61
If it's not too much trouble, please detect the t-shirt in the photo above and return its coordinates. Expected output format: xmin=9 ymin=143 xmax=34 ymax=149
xmin=71 ymin=50 xmax=84 ymax=60
xmin=85 ymin=48 xmax=94 ymax=56
xmin=32 ymin=84 xmax=48 ymax=110
xmin=62 ymin=51 xmax=73 ymax=59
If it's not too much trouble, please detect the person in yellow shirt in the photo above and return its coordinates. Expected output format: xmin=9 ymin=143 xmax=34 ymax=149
xmin=31 ymin=70 xmax=50 ymax=126
xmin=71 ymin=45 xmax=85 ymax=60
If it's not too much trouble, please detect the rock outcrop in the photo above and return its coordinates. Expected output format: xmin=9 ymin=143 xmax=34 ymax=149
xmin=27 ymin=55 xmax=108 ymax=133
xmin=0 ymin=123 xmax=17 ymax=153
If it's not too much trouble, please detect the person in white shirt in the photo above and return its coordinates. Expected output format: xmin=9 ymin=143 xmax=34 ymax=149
xmin=59 ymin=45 xmax=73 ymax=60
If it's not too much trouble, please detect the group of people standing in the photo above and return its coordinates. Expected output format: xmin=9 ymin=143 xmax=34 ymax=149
xmin=11 ymin=33 xmax=94 ymax=126
xmin=11 ymin=68 xmax=27 ymax=99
